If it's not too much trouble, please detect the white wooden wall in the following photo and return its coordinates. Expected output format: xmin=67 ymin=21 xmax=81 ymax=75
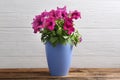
xmin=0 ymin=0 xmax=120 ymax=68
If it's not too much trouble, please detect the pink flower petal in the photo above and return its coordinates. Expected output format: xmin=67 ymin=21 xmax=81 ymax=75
xmin=71 ymin=10 xmax=81 ymax=19
xmin=45 ymin=17 xmax=55 ymax=31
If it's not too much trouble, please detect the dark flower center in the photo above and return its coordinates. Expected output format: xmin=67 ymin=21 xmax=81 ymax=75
xmin=62 ymin=13 xmax=65 ymax=17
xmin=49 ymin=22 xmax=53 ymax=26
xmin=39 ymin=21 xmax=43 ymax=25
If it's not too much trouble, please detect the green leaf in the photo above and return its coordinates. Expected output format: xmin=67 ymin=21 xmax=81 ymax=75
xmin=52 ymin=31 xmax=56 ymax=36
xmin=57 ymin=29 xmax=62 ymax=35
xmin=49 ymin=37 xmax=58 ymax=44
xmin=59 ymin=37 xmax=65 ymax=44
xmin=68 ymin=38 xmax=73 ymax=45
xmin=63 ymin=36 xmax=69 ymax=39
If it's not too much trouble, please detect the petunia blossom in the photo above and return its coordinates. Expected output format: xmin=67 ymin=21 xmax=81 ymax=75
xmin=71 ymin=10 xmax=81 ymax=19
xmin=57 ymin=6 xmax=67 ymax=19
xmin=55 ymin=10 xmax=62 ymax=19
xmin=67 ymin=27 xmax=75 ymax=35
xmin=64 ymin=17 xmax=74 ymax=35
xmin=41 ymin=11 xmax=48 ymax=18
xmin=45 ymin=17 xmax=55 ymax=31
xmin=79 ymin=37 xmax=82 ymax=42
xmin=32 ymin=15 xmax=45 ymax=33
xmin=49 ymin=10 xmax=57 ymax=19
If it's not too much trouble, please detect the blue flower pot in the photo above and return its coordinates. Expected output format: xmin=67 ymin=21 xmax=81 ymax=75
xmin=45 ymin=42 xmax=73 ymax=76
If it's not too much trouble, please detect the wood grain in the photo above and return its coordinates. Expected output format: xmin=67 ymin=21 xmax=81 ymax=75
xmin=0 ymin=68 xmax=120 ymax=80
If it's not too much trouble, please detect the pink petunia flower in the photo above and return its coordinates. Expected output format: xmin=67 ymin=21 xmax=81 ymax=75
xmin=55 ymin=10 xmax=62 ymax=19
xmin=49 ymin=10 xmax=57 ymax=19
xmin=45 ymin=17 xmax=55 ymax=31
xmin=67 ymin=27 xmax=75 ymax=35
xmin=32 ymin=15 xmax=45 ymax=33
xmin=41 ymin=11 xmax=49 ymax=18
xmin=57 ymin=6 xmax=67 ymax=19
xmin=79 ymin=37 xmax=82 ymax=42
xmin=63 ymin=17 xmax=75 ymax=34
xmin=71 ymin=10 xmax=81 ymax=19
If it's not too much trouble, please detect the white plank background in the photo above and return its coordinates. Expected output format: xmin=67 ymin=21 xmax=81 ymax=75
xmin=0 ymin=0 xmax=120 ymax=68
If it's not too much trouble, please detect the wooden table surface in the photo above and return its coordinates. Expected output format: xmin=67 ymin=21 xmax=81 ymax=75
xmin=0 ymin=68 xmax=120 ymax=80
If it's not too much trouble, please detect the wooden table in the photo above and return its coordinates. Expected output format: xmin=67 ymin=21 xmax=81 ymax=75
xmin=0 ymin=68 xmax=120 ymax=80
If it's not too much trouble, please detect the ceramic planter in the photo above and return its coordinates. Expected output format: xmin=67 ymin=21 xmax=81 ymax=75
xmin=45 ymin=42 xmax=73 ymax=76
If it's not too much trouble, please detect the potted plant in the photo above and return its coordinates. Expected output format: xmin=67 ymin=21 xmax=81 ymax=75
xmin=32 ymin=6 xmax=82 ymax=76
